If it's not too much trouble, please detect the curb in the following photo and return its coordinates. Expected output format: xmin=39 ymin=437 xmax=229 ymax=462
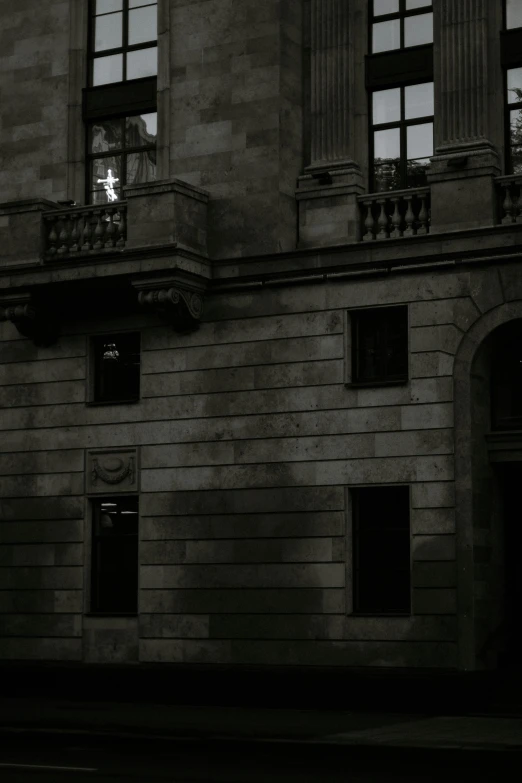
xmin=1 ymin=726 xmax=521 ymax=754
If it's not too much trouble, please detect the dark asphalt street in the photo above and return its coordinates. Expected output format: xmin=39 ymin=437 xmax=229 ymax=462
xmin=0 ymin=734 xmax=519 ymax=782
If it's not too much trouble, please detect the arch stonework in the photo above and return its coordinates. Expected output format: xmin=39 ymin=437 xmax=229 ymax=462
xmin=454 ymin=299 xmax=522 ymax=670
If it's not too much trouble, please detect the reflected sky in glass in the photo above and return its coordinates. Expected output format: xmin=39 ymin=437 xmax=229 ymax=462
xmin=407 ymin=122 xmax=433 ymax=159
xmin=128 ymin=5 xmax=157 ymax=45
xmin=507 ymin=68 xmax=522 ymax=104
xmin=373 ymin=88 xmax=401 ymax=124
xmin=374 ymin=127 xmax=400 ymax=159
xmin=373 ymin=19 xmax=400 ymax=52
xmin=406 ymin=0 xmax=431 ymax=9
xmin=373 ymin=0 xmax=399 ymax=15
xmin=96 ymin=0 xmax=123 ymax=14
xmin=405 ymin=82 xmax=434 ymax=119
xmin=93 ymin=53 xmax=123 ymax=85
xmin=507 ymin=0 xmax=522 ymax=29
xmin=127 ymin=46 xmax=157 ymax=79
xmin=404 ymin=12 xmax=433 ymax=47
xmin=95 ymin=12 xmax=123 ymax=51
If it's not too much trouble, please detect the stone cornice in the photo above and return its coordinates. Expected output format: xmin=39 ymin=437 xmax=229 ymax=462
xmin=0 ymin=292 xmax=59 ymax=345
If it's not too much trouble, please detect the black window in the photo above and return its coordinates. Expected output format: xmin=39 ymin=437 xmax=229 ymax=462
xmin=352 ymin=486 xmax=411 ymax=614
xmin=491 ymin=321 xmax=522 ymax=430
xmin=351 ymin=306 xmax=408 ymax=385
xmin=371 ymin=0 xmax=433 ymax=54
xmin=91 ymin=496 xmax=139 ymax=614
xmin=92 ymin=332 xmax=140 ymax=403
xmin=506 ymin=68 xmax=522 ymax=174
xmin=88 ymin=112 xmax=157 ymax=204
xmin=90 ymin=0 xmax=158 ymax=86
xmin=371 ymin=82 xmax=434 ymax=191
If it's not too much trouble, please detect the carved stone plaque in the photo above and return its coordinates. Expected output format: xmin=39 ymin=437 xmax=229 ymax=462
xmin=85 ymin=448 xmax=139 ymax=495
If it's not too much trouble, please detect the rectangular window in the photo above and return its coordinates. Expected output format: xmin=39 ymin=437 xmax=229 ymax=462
xmin=90 ymin=0 xmax=158 ymax=86
xmin=371 ymin=83 xmax=434 ymax=191
xmin=91 ymin=332 xmax=141 ymax=403
xmin=91 ymin=495 xmax=139 ymax=614
xmin=506 ymin=0 xmax=522 ymax=30
xmin=351 ymin=306 xmax=408 ymax=385
xmin=352 ymin=486 xmax=411 ymax=615
xmin=88 ymin=113 xmax=157 ymax=203
xmin=371 ymin=0 xmax=433 ymax=54
xmin=506 ymin=67 xmax=522 ymax=174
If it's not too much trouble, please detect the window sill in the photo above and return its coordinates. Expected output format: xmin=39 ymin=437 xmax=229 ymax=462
xmin=349 ymin=612 xmax=411 ymax=618
xmin=87 ymin=399 xmax=140 ymax=407
xmin=85 ymin=612 xmax=138 ymax=617
xmin=346 ymin=379 xmax=409 ymax=388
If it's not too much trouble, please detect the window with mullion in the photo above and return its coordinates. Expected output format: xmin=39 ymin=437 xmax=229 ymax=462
xmin=371 ymin=0 xmax=433 ymax=54
xmin=506 ymin=67 xmax=522 ymax=174
xmin=90 ymin=0 xmax=158 ymax=86
xmin=371 ymin=82 xmax=434 ymax=191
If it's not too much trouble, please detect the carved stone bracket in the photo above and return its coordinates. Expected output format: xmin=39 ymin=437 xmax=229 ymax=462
xmin=132 ymin=274 xmax=206 ymax=333
xmin=86 ymin=448 xmax=139 ymax=495
xmin=0 ymin=292 xmax=59 ymax=346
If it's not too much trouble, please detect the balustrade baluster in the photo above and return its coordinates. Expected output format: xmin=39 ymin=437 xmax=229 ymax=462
xmin=70 ymin=214 xmax=80 ymax=252
xmin=502 ymin=185 xmax=514 ymax=224
xmin=104 ymin=208 xmax=116 ymax=248
xmin=116 ymin=207 xmax=126 ymax=247
xmin=390 ymin=198 xmax=402 ymax=238
xmin=362 ymin=201 xmax=375 ymax=241
xmin=57 ymin=219 xmax=70 ymax=255
xmin=46 ymin=216 xmax=58 ymax=255
xmin=403 ymin=195 xmax=415 ymax=236
xmin=376 ymin=199 xmax=388 ymax=240
xmin=82 ymin=211 xmax=93 ymax=250
xmin=93 ymin=210 xmax=104 ymax=250
xmin=417 ymin=194 xmax=429 ymax=235
xmin=512 ymin=186 xmax=521 ymax=224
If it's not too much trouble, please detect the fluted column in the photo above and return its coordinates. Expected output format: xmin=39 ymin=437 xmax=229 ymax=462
xmin=310 ymin=0 xmax=351 ymax=168
xmin=429 ymin=0 xmax=502 ymax=232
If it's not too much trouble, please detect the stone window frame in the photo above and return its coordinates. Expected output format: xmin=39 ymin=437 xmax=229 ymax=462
xmin=344 ymin=304 xmax=410 ymax=387
xmin=87 ymin=330 xmax=141 ymax=405
xmin=346 ymin=484 xmax=412 ymax=616
xmin=88 ymin=494 xmax=140 ymax=616
xmin=369 ymin=0 xmax=433 ymax=55
xmin=66 ymin=0 xmax=170 ymax=206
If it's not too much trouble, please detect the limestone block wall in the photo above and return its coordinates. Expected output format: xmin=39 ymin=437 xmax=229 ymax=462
xmin=0 ymin=0 xmax=70 ymax=203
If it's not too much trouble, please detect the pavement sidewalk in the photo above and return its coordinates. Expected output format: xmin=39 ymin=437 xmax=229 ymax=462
xmin=1 ymin=698 xmax=522 ymax=753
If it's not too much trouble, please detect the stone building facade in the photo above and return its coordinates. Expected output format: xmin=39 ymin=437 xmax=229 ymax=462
xmin=1 ymin=0 xmax=522 ymax=672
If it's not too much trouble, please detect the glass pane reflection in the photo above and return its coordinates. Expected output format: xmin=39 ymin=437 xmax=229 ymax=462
xmin=125 ymin=113 xmax=157 ymax=146
xmin=511 ymin=146 xmax=522 ymax=174
xmin=407 ymin=122 xmax=433 ymax=159
xmin=95 ymin=0 xmax=123 ymax=14
xmin=405 ymin=82 xmax=434 ymax=119
xmin=374 ymin=127 xmax=400 ymax=159
xmin=126 ymin=46 xmax=157 ymax=79
xmin=507 ymin=0 xmax=522 ymax=30
xmin=126 ymin=150 xmax=157 ymax=184
xmin=128 ymin=6 xmax=157 ymax=45
xmin=507 ymin=68 xmax=522 ymax=104
xmin=510 ymin=109 xmax=522 ymax=145
xmin=406 ymin=158 xmax=430 ymax=187
xmin=373 ymin=0 xmax=399 ymax=15
xmin=93 ymin=53 xmax=123 ymax=85
xmin=373 ymin=88 xmax=401 ymax=124
xmin=372 ymin=19 xmax=400 ymax=52
xmin=91 ymin=156 xmax=122 ymax=197
xmin=405 ymin=0 xmax=431 ymax=8
xmin=129 ymin=0 xmax=156 ymax=6
xmin=94 ymin=12 xmax=123 ymax=51
xmin=90 ymin=120 xmax=123 ymax=154
xmin=404 ymin=12 xmax=433 ymax=47
xmin=374 ymin=162 xmax=401 ymax=192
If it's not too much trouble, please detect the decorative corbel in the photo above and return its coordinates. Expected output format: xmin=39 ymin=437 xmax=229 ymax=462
xmin=132 ymin=275 xmax=206 ymax=333
xmin=0 ymin=293 xmax=59 ymax=346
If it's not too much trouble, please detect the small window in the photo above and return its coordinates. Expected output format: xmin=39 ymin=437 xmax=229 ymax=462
xmin=371 ymin=83 xmax=434 ymax=191
xmin=350 ymin=306 xmax=408 ymax=385
xmin=91 ymin=495 xmax=139 ymax=613
xmin=91 ymin=332 xmax=140 ymax=403
xmin=371 ymin=0 xmax=433 ymax=54
xmin=352 ymin=486 xmax=411 ymax=614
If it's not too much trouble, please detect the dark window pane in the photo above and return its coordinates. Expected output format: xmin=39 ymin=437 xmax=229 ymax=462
xmin=353 ymin=307 xmax=408 ymax=383
xmin=90 ymin=119 xmax=123 ymax=154
xmin=511 ymin=145 xmax=522 ymax=174
xmin=95 ymin=0 xmax=123 ymax=13
xmin=355 ymin=486 xmax=410 ymax=529
xmin=94 ymin=12 xmax=123 ymax=52
xmin=128 ymin=6 xmax=157 ymax=45
xmin=373 ymin=0 xmax=399 ymax=15
xmin=405 ymin=0 xmax=431 ymax=8
xmin=91 ymin=156 xmax=122 ymax=199
xmin=125 ymin=112 xmax=157 ymax=147
xmin=373 ymin=19 xmax=400 ymax=52
xmin=126 ymin=150 xmax=157 ymax=185
xmin=126 ymin=46 xmax=157 ymax=79
xmin=93 ymin=53 xmax=123 ymax=85
xmin=407 ymin=122 xmax=433 ymax=159
xmin=373 ymin=88 xmax=401 ymax=124
xmin=510 ymin=109 xmax=522 ymax=146
xmin=507 ymin=0 xmax=522 ymax=29
xmin=404 ymin=12 xmax=433 ymax=46
xmin=92 ymin=496 xmax=139 ymax=614
xmin=374 ymin=161 xmax=401 ymax=191
xmin=93 ymin=333 xmax=140 ymax=403
xmin=405 ymin=82 xmax=434 ymax=119
xmin=491 ymin=322 xmax=522 ymax=428
xmin=356 ymin=570 xmax=411 ymax=613
xmin=507 ymin=68 xmax=522 ymax=104
xmin=406 ymin=157 xmax=430 ymax=187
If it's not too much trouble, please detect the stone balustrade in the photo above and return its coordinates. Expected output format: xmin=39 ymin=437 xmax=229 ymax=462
xmin=496 ymin=175 xmax=522 ymax=225
xmin=43 ymin=203 xmax=127 ymax=258
xmin=358 ymin=188 xmax=430 ymax=242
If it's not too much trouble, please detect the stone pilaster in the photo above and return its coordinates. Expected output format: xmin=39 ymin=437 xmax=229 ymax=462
xmin=297 ymin=0 xmax=364 ymax=248
xmin=429 ymin=0 xmax=503 ymax=232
